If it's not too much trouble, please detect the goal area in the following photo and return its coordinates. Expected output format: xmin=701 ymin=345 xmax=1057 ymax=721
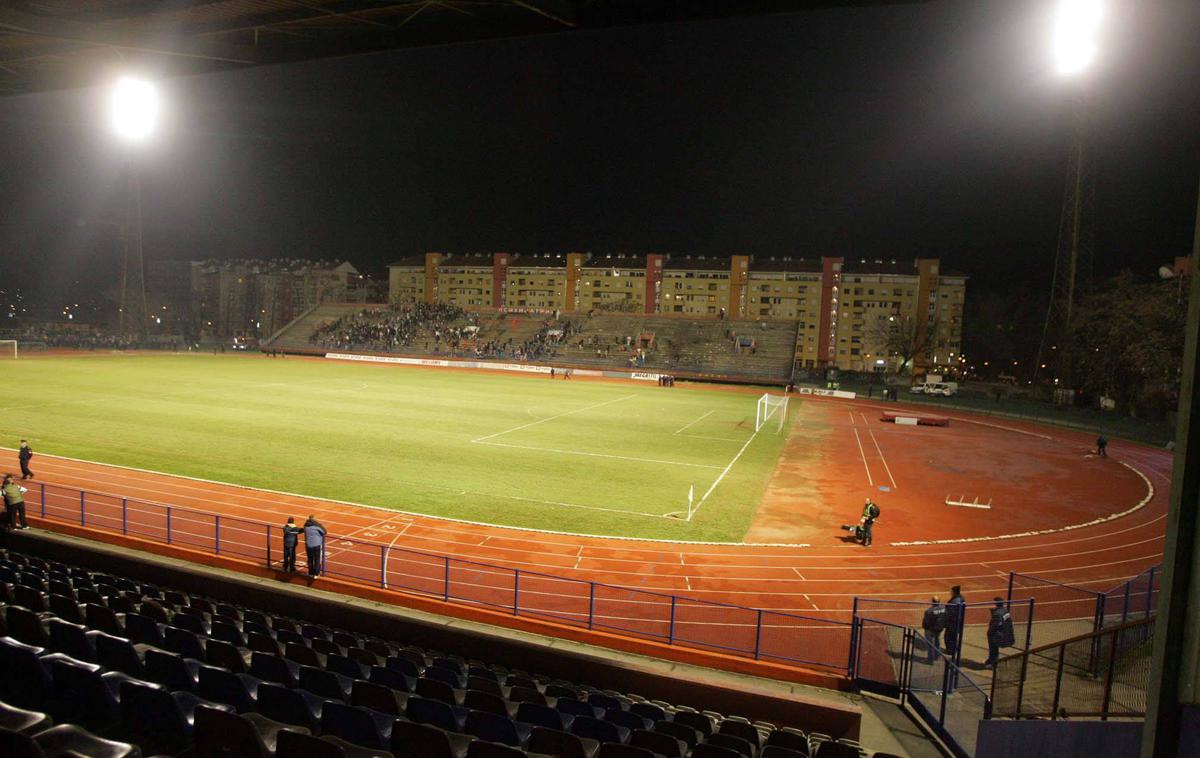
xmin=755 ymin=393 xmax=788 ymax=432
xmin=0 ymin=340 xmax=16 ymax=360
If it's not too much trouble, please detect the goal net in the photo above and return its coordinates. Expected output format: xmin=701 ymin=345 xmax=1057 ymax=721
xmin=755 ymin=393 xmax=788 ymax=432
xmin=0 ymin=340 xmax=16 ymax=360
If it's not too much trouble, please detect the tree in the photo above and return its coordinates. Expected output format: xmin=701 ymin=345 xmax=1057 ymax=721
xmin=1063 ymin=271 xmax=1188 ymax=417
xmin=866 ymin=312 xmax=939 ymax=374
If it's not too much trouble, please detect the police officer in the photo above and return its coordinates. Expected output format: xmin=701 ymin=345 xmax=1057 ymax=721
xmin=860 ymin=498 xmax=880 ymax=547
xmin=281 ymin=517 xmax=302 ymax=573
xmin=922 ymin=597 xmax=948 ymax=663
xmin=944 ymin=585 xmax=966 ymax=658
xmin=18 ymin=440 xmax=33 ymax=480
xmin=986 ymin=596 xmax=1016 ymax=668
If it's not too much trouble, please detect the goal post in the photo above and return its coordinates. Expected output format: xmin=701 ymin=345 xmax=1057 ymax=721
xmin=0 ymin=340 xmax=16 ymax=360
xmin=755 ymin=393 xmax=788 ymax=433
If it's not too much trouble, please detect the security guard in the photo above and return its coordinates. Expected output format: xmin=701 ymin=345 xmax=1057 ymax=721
xmin=922 ymin=597 xmax=948 ymax=663
xmin=986 ymin=597 xmax=1016 ymax=668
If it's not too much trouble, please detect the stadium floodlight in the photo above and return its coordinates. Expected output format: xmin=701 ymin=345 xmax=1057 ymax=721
xmin=1053 ymin=0 xmax=1103 ymax=75
xmin=110 ymin=77 xmax=160 ymax=141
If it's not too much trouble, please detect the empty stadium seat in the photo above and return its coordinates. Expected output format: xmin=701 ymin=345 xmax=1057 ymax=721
xmin=206 ymin=638 xmax=248 ymax=673
xmin=466 ymin=708 xmax=532 ymax=747
xmin=94 ymin=631 xmax=146 ymax=677
xmin=528 ymin=726 xmax=600 ymax=758
xmin=6 ymin=606 xmax=49 ymax=647
xmin=407 ymin=695 xmax=467 ymax=733
xmin=0 ymin=701 xmax=52 ymax=735
xmin=299 ymin=664 xmax=353 ymax=701
xmin=761 ymin=746 xmax=810 ymax=758
xmin=197 ymin=664 xmax=261 ymax=713
xmin=703 ymin=733 xmax=755 ymax=758
xmin=0 ymin=723 xmax=142 ymax=758
xmin=517 ymin=701 xmax=573 ymax=731
xmin=390 ymin=719 xmax=472 ymax=758
xmin=320 ymin=700 xmax=396 ymax=749
xmin=369 ymin=665 xmax=414 ymax=693
xmin=277 ymin=727 xmax=396 ymax=758
xmin=254 ymin=681 xmax=323 ymax=732
xmin=144 ymin=647 xmax=200 ymax=692
xmin=193 ymin=702 xmax=302 ymax=758
xmin=351 ymin=680 xmax=406 ymax=716
xmin=631 ymin=729 xmax=686 ymax=758
xmin=42 ymin=652 xmax=126 ymax=731
xmin=604 ymin=707 xmax=651 ymax=732
xmin=652 ymin=721 xmax=699 ymax=748
xmin=47 ymin=618 xmax=97 ymax=662
xmin=119 ymin=678 xmax=233 ymax=756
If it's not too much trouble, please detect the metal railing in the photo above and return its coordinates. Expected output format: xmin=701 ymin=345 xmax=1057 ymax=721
xmin=990 ymin=616 xmax=1155 ymax=720
xmin=32 ymin=482 xmax=851 ymax=672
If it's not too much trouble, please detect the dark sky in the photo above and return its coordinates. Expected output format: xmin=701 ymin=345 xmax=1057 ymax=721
xmin=1 ymin=0 xmax=1197 ymax=307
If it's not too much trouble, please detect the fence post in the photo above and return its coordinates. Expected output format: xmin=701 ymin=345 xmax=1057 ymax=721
xmin=1146 ymin=566 xmax=1157 ymax=620
xmin=266 ymin=525 xmax=272 ymax=567
xmin=40 ymin=482 xmax=45 ymax=517
xmin=848 ymin=597 xmax=860 ymax=674
xmin=121 ymin=498 xmax=127 ymax=534
xmin=513 ymin=570 xmax=520 ymax=616
xmin=1016 ymin=646 xmax=1031 ymax=718
xmin=587 ymin=582 xmax=596 ymax=630
xmin=443 ymin=557 xmax=450 ymax=601
xmin=80 ymin=491 xmax=85 ymax=526
xmin=1051 ymin=645 xmax=1066 ymax=719
xmin=939 ymin=649 xmax=951 ymax=726
xmin=166 ymin=507 xmax=172 ymax=544
xmin=215 ymin=515 xmax=221 ymax=554
xmin=1121 ymin=581 xmax=1131 ymax=625
xmin=1100 ymin=628 xmax=1121 ymax=720
xmin=754 ymin=610 xmax=763 ymax=660
xmin=1025 ymin=598 xmax=1035 ymax=651
xmin=380 ymin=545 xmax=387 ymax=588
xmin=1007 ymin=572 xmax=1015 ymax=604
xmin=668 ymin=596 xmax=676 ymax=644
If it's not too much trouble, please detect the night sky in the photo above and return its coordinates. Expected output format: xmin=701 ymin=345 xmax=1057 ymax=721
xmin=0 ymin=0 xmax=1197 ymax=312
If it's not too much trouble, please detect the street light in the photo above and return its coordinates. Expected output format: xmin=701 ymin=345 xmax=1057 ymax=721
xmin=110 ymin=77 xmax=159 ymax=141
xmin=1053 ymin=0 xmax=1103 ymax=75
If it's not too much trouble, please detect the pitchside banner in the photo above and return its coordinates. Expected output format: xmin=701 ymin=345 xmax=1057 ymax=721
xmin=324 ymin=352 xmax=614 ymax=378
xmin=795 ymin=386 xmax=857 ymax=399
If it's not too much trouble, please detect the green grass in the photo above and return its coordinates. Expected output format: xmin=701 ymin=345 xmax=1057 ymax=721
xmin=2 ymin=354 xmax=798 ymax=541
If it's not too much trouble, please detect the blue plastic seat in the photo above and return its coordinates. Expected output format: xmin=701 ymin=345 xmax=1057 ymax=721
xmin=144 ymin=647 xmax=200 ymax=692
xmin=6 ymin=605 xmax=50 ymax=647
xmin=332 ymin=631 xmax=361 ymax=649
xmin=84 ymin=603 xmax=125 ymax=636
xmin=370 ymin=665 xmax=414 ymax=693
xmin=631 ymin=728 xmax=688 ymax=758
xmin=431 ymin=657 xmax=465 ymax=676
xmin=197 ymin=663 xmax=261 ymax=713
xmin=47 ymin=618 xmax=98 ymax=662
xmin=162 ymin=625 xmax=207 ymax=660
xmin=248 ymin=631 xmax=285 ymax=655
xmin=467 ymin=740 xmax=528 ymax=758
xmin=587 ymin=692 xmax=621 ymax=711
xmin=43 ymin=652 xmax=124 ymax=730
xmin=406 ymin=695 xmax=467 ymax=733
xmin=47 ymin=594 xmax=85 ymax=625
xmin=760 ymin=745 xmax=810 ymax=758
xmin=529 ymin=726 xmax=601 ymax=758
xmin=277 ymin=628 xmax=307 ymax=646
xmin=244 ymin=620 xmax=274 ymax=638
xmin=385 ymin=656 xmax=421 ymax=678
xmin=571 ymin=715 xmax=630 ymax=745
xmin=94 ymin=631 xmax=145 ymax=677
xmin=416 ymin=676 xmax=463 ymax=706
xmin=689 ymin=745 xmax=743 ymax=758
xmin=255 ymin=680 xmax=324 ymax=732
xmin=468 ymin=676 xmax=505 ymax=697
xmin=13 ymin=584 xmax=48 ymax=613
xmin=206 ymin=638 xmax=248 ymax=673
xmin=121 ymin=611 xmax=163 ymax=647
xmin=278 ymin=727 xmax=394 ymax=758
xmin=557 ymin=698 xmax=603 ymax=719
xmin=653 ymin=720 xmax=699 ymax=748
xmin=703 ymin=732 xmax=754 ymax=758
xmin=302 ymin=623 xmax=331 ymax=641
xmin=210 ymin=619 xmax=246 ymax=646
xmin=326 ymin=653 xmax=368 ymax=681
xmin=509 ymin=686 xmax=549 ymax=707
xmin=250 ymin=651 xmax=300 ymax=687
xmin=0 ymin=699 xmax=52 ymax=735
xmin=466 ymin=709 xmax=532 ymax=747
xmin=517 ymin=701 xmax=573 ymax=731
xmin=672 ymin=710 xmax=713 ymax=736
xmin=629 ymin=703 xmax=667 ymax=724
xmin=351 ymin=680 xmax=406 ymax=716
xmin=119 ymin=677 xmax=234 ymax=756
xmin=194 ymin=702 xmax=304 ymax=758
xmin=287 ymin=641 xmax=326 ymax=668
xmin=300 ymin=665 xmax=353 ymax=701
xmin=0 ymin=636 xmax=52 ymax=709
xmin=718 ymin=720 xmax=762 ymax=748
xmin=464 ymin=690 xmax=513 ymax=718
xmin=320 ymin=700 xmax=396 ymax=750
xmin=172 ymin=611 xmax=209 ymax=636
xmin=604 ymin=708 xmax=651 ymax=733
xmin=391 ymin=719 xmax=473 ymax=758
xmin=425 ymin=665 xmax=466 ymax=689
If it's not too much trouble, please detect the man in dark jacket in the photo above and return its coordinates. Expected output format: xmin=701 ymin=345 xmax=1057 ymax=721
xmin=922 ymin=597 xmax=948 ymax=663
xmin=986 ymin=597 xmax=1016 ymax=668
xmin=944 ymin=585 xmax=966 ymax=658
xmin=303 ymin=515 xmax=327 ymax=577
xmin=18 ymin=440 xmax=33 ymax=480
xmin=282 ymin=517 xmax=302 ymax=573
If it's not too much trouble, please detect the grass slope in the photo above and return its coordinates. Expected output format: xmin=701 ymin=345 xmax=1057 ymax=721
xmin=2 ymin=354 xmax=796 ymax=541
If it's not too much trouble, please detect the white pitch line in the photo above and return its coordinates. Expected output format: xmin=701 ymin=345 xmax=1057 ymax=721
xmin=686 ymin=428 xmax=761 ymax=521
xmin=868 ymin=428 xmax=897 ymax=489
xmin=472 ymin=393 xmax=635 ymax=442
xmin=681 ymin=434 xmax=746 ymax=443
xmin=852 ymin=428 xmax=874 ymax=487
xmin=674 ymin=409 xmax=716 ymax=435
xmin=474 ymin=440 xmax=724 ymax=470
xmin=455 ymin=488 xmax=677 ymax=519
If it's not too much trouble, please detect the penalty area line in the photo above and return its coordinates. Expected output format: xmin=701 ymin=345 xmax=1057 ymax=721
xmin=686 ymin=428 xmax=761 ymax=521
xmin=472 ymin=394 xmax=635 ymax=442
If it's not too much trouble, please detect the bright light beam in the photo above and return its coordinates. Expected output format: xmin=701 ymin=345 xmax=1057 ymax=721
xmin=110 ymin=77 xmax=160 ymax=140
xmin=1053 ymin=0 xmax=1103 ymax=75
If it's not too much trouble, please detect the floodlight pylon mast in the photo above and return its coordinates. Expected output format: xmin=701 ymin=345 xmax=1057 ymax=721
xmin=1035 ymin=93 xmax=1095 ymax=384
xmin=117 ymin=161 xmax=148 ymax=337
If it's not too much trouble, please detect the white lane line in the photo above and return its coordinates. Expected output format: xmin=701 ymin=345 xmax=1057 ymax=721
xmin=686 ymin=429 xmax=761 ymax=521
xmin=674 ymin=409 xmax=716 ymax=435
xmin=803 ymin=594 xmax=820 ymax=610
xmin=684 ymin=576 xmax=692 ymax=591
xmin=868 ymin=428 xmax=897 ymax=489
xmin=472 ymin=393 xmax=635 ymax=442
xmin=473 ymin=440 xmax=724 ymax=470
xmin=679 ymin=553 xmax=685 ymax=566
xmin=852 ymin=428 xmax=874 ymax=487
xmin=848 ymin=411 xmax=856 ymax=426
xmin=793 ymin=568 xmax=806 ymax=580
xmin=859 ymin=412 xmax=870 ymax=426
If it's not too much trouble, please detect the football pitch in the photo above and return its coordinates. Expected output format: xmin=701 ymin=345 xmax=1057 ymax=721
xmin=1 ymin=354 xmax=797 ymax=542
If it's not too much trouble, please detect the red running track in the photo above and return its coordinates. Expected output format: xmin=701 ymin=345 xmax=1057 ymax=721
xmin=8 ymin=393 xmax=1169 ymax=636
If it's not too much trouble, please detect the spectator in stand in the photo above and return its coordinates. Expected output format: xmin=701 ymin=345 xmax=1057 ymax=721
xmin=281 ymin=516 xmax=302 ymax=573
xmin=2 ymin=473 xmax=28 ymax=530
xmin=303 ymin=515 xmax=327 ymax=577
xmin=18 ymin=439 xmax=33 ymax=480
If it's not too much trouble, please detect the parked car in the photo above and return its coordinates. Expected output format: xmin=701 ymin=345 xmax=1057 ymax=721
xmin=922 ymin=382 xmax=957 ymax=397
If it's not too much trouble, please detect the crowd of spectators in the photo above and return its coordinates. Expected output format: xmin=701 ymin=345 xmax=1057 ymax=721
xmin=309 ymin=302 xmax=472 ymax=352
xmin=471 ymin=319 xmax=581 ymax=362
xmin=9 ymin=325 xmax=141 ymax=350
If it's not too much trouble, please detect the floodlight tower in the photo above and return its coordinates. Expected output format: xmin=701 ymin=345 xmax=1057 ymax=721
xmin=109 ymin=77 xmax=159 ymax=337
xmin=1034 ymin=0 xmax=1104 ymax=384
